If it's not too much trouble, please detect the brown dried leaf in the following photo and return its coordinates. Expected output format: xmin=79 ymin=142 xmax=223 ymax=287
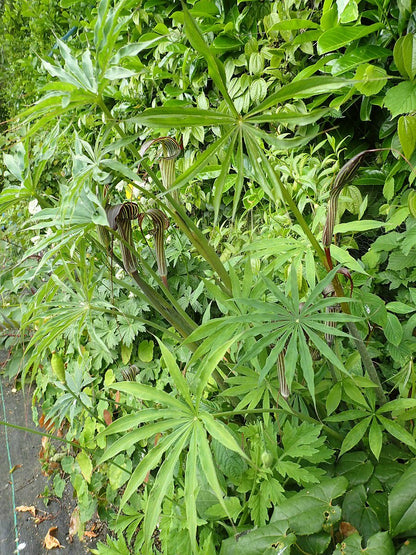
xmin=16 ymin=505 xmax=36 ymax=517
xmin=339 ymin=521 xmax=358 ymax=538
xmin=9 ymin=464 xmax=22 ymax=474
xmin=68 ymin=507 xmax=81 ymax=540
xmin=103 ymin=409 xmax=112 ymax=426
xmin=84 ymin=530 xmax=98 ymax=538
xmin=43 ymin=527 xmax=63 ymax=549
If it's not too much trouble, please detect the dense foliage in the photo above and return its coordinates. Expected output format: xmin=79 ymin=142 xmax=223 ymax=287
xmin=2 ymin=0 xmax=416 ymax=553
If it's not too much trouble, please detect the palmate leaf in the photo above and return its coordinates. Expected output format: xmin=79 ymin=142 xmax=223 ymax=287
xmin=298 ymin=331 xmax=315 ymax=401
xmin=181 ymin=2 xmax=237 ymax=116
xmin=132 ymin=107 xmax=236 ymax=128
xmin=110 ymin=382 xmax=192 ymax=413
xmin=196 ymin=421 xmax=233 ymax=523
xmin=97 ymin=409 xmax=180 ymax=437
xmin=245 ymin=76 xmax=353 ymax=117
xmin=191 ymin=338 xmax=237 ymax=410
xmin=187 ymin=265 xmax=359 ymax=402
xmin=120 ymin=424 xmax=190 ymax=510
xmin=97 ymin=419 xmax=189 ymax=465
xmin=143 ymin=428 xmax=192 ymax=551
xmin=214 ymin=132 xmax=238 ymax=223
xmin=184 ymin=429 xmax=198 ymax=553
xmin=96 ymin=341 xmax=253 ymax=547
xmin=157 ymin=339 xmax=194 ymax=409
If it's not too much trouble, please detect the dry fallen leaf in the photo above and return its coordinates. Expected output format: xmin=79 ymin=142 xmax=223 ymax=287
xmin=339 ymin=521 xmax=358 ymax=538
xmin=43 ymin=527 xmax=63 ymax=550
xmin=84 ymin=530 xmax=98 ymax=538
xmin=9 ymin=464 xmax=23 ymax=474
xmin=103 ymin=409 xmax=112 ymax=426
xmin=16 ymin=505 xmax=36 ymax=517
xmin=68 ymin=507 xmax=81 ymax=540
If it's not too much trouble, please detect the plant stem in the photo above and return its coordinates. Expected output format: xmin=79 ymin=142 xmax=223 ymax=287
xmin=63 ymin=383 xmax=106 ymax=426
xmin=98 ymin=99 xmax=232 ymax=293
xmin=267 ymin=159 xmax=386 ymax=403
xmin=346 ymin=322 xmax=386 ymax=404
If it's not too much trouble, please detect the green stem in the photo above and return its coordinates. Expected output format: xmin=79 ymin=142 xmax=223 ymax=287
xmin=346 ymin=322 xmax=386 ymax=404
xmin=63 ymin=382 xmax=106 ymax=426
xmin=110 ymin=227 xmax=198 ymax=332
xmin=98 ymin=99 xmax=232 ymax=294
xmin=93 ymin=236 xmax=197 ymax=341
xmin=267 ymin=159 xmax=386 ymax=404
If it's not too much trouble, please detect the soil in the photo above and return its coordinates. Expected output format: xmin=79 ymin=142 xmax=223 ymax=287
xmin=0 ymin=377 xmax=106 ymax=555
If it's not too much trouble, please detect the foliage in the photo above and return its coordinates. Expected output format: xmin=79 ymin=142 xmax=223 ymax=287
xmin=1 ymin=0 xmax=416 ymax=554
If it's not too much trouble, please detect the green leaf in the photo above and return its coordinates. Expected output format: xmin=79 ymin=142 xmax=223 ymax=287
xmin=211 ymin=439 xmax=248 ymax=483
xmin=394 ymin=34 xmax=416 ymax=80
xmin=389 ymin=460 xmax=416 ymax=536
xmin=398 ymin=115 xmax=416 ymax=159
xmin=384 ymin=313 xmax=403 ymax=346
xmin=270 ymin=19 xmax=320 ymax=31
xmin=326 ymin=382 xmax=342 ymax=415
xmin=247 ymin=107 xmax=329 ymax=125
xmin=273 ymin=477 xmax=348 ymax=535
xmin=212 ymin=36 xmax=242 ymax=52
xmin=317 ymin=23 xmax=383 ymax=55
xmin=196 ymin=421 xmax=230 ymax=520
xmin=182 ymin=3 xmax=237 ymax=116
xmin=184 ymin=429 xmax=198 ymax=552
xmin=329 ymin=244 xmax=368 ymax=274
xmin=384 ymin=81 xmax=416 ymax=118
xmin=110 ymin=382 xmax=191 ymax=412
xmin=378 ymin=415 xmax=416 ymax=448
xmin=330 ymin=45 xmax=391 ymax=75
xmin=201 ymin=413 xmax=250 ymax=462
xmin=134 ymin=107 xmax=236 ymax=128
xmin=377 ymin=398 xmax=416 ymax=415
xmin=104 ymin=66 xmax=136 ymax=80
xmin=120 ymin=423 xmax=190 ymax=509
xmin=220 ymin=519 xmax=293 ymax=555
xmin=368 ymin=419 xmax=382 ymax=460
xmin=193 ymin=338 xmax=236 ymax=409
xmin=340 ymin=416 xmax=372 ymax=456
xmin=383 ymin=177 xmax=395 ymax=202
xmin=96 ymin=409 xmax=178 ymax=437
xmin=157 ymin=340 xmax=193 ymax=409
xmin=97 ymin=419 xmax=187 ymax=465
xmin=205 ymin=497 xmax=242 ymax=520
xmin=354 ymin=64 xmax=387 ymax=96
xmin=334 ymin=220 xmax=385 ymax=234
xmin=246 ymin=76 xmax=352 ymax=117
xmin=386 ymin=301 xmax=416 ymax=315
xmin=138 ymin=339 xmax=154 ymax=362
xmin=298 ymin=332 xmax=315 ymax=402
xmin=366 ymin=532 xmax=395 ymax=555
xmin=76 ymin=452 xmax=93 ymax=483
xmin=143 ymin=427 xmax=191 ymax=549
xmin=120 ymin=342 xmax=133 ymax=365
xmin=213 ymin=132 xmax=237 ymax=223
